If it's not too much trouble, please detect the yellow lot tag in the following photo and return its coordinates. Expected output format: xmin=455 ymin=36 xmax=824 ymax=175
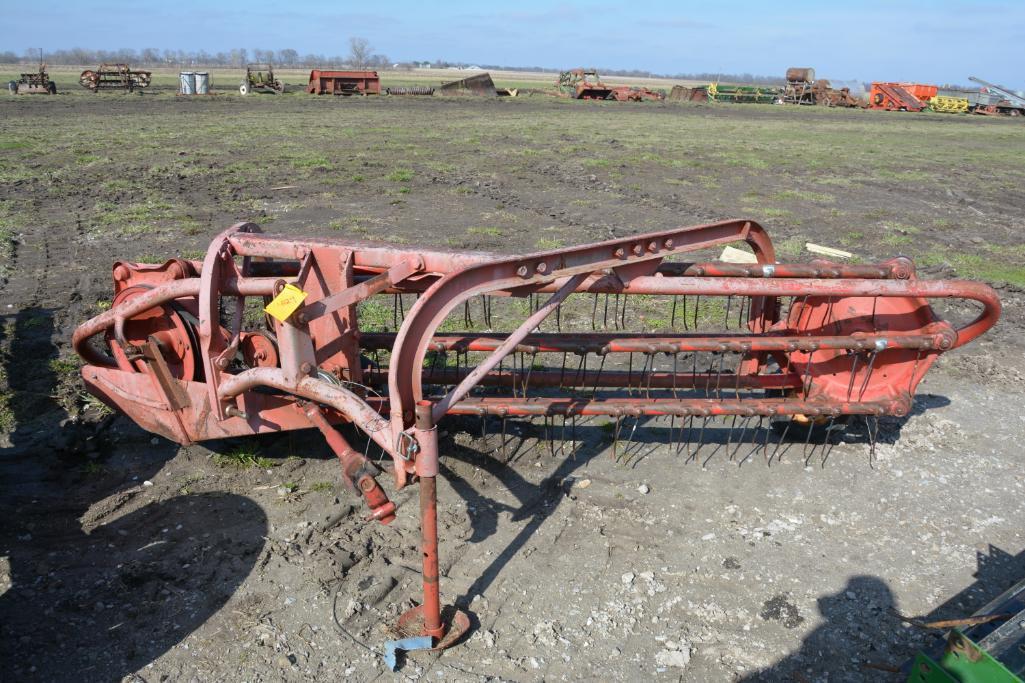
xmin=264 ymin=284 xmax=308 ymax=322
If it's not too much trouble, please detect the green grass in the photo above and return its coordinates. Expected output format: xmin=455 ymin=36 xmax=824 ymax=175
xmin=386 ymin=168 xmax=415 ymax=182
xmin=468 ymin=226 xmax=502 ymax=237
xmin=536 ymin=237 xmax=565 ymax=250
xmin=213 ymin=447 xmax=276 ymax=469
xmin=772 ymin=189 xmax=835 ymax=203
xmin=357 ymin=298 xmax=393 ymax=331
xmin=920 ymin=251 xmax=1025 ymax=286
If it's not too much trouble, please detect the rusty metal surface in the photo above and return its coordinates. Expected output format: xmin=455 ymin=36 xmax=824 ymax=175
xmin=79 ymin=64 xmax=152 ymax=92
xmin=306 ymin=70 xmax=381 ymax=95
xmin=437 ymin=72 xmax=497 ymax=97
xmin=386 ymin=86 xmax=435 ymax=96
xmin=870 ymin=83 xmax=927 ymax=111
xmin=72 ymin=218 xmax=1000 ymax=650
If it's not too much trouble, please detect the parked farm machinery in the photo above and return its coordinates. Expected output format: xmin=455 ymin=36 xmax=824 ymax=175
xmin=556 ymin=69 xmax=614 ymax=100
xmin=7 ymin=51 xmax=56 ymax=95
xmin=782 ymin=68 xmax=864 ymax=108
xmin=307 ymin=70 xmax=380 ymax=96
xmin=240 ymin=64 xmax=285 ymax=95
xmin=79 ymin=64 xmax=152 ymax=92
xmin=968 ymin=76 xmax=1025 ymax=116
xmin=73 ymin=219 xmax=999 ymax=654
xmin=870 ymin=83 xmax=927 ymax=111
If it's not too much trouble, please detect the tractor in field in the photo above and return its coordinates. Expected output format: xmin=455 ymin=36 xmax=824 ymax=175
xmin=240 ymin=64 xmax=285 ymax=95
xmin=556 ymin=68 xmax=614 ymax=100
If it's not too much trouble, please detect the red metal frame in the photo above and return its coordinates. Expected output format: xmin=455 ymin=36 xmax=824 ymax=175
xmin=306 ymin=70 xmax=381 ymax=95
xmin=73 ymin=219 xmax=999 ymax=650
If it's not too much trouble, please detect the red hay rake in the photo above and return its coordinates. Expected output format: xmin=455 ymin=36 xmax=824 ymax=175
xmin=73 ymin=219 xmax=999 ymax=650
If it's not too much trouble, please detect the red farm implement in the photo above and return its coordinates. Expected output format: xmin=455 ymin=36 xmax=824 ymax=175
xmin=306 ymin=70 xmax=381 ymax=96
xmin=870 ymin=82 xmax=927 ymax=111
xmin=74 ymin=219 xmax=999 ymax=653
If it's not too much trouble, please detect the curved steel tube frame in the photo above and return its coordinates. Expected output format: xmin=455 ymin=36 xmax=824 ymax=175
xmin=73 ymin=219 xmax=1000 ymax=648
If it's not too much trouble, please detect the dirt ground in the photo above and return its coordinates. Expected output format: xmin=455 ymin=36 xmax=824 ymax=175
xmin=1 ymin=91 xmax=1024 ymax=682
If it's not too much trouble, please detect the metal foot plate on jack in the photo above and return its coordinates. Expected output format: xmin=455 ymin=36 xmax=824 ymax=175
xmin=395 ymin=604 xmax=471 ymax=651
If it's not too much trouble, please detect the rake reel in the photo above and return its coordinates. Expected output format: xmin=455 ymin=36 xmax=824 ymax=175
xmin=73 ymin=219 xmax=999 ymax=651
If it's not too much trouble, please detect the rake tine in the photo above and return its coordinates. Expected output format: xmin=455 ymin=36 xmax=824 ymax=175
xmin=603 ymin=293 xmax=610 ymax=330
xmin=392 ymin=293 xmax=400 ymax=330
xmin=735 ymin=417 xmax=758 ymax=466
xmin=398 ymin=293 xmax=406 ymax=323
xmin=866 ymin=414 xmax=878 ymax=467
xmin=643 ymin=353 xmax=655 ymax=399
xmin=697 ymin=416 xmax=707 ymax=454
xmin=681 ymin=415 xmax=695 ymax=460
xmin=546 ymin=416 xmax=556 ymax=458
xmin=701 ymin=417 xmax=721 ymax=468
xmin=732 ymin=415 xmax=750 ymax=460
xmin=612 ymin=416 xmax=623 ymax=461
xmin=620 ymin=293 xmax=628 ymax=329
xmin=626 ymin=353 xmax=634 ymax=396
xmin=592 ymin=354 xmax=606 ymax=398
xmin=908 ymin=349 xmax=923 ymax=395
xmin=714 ymin=353 xmax=726 ymax=400
xmin=623 ymin=415 xmax=639 ymax=463
xmin=725 ymin=295 xmax=733 ymax=330
xmin=770 ymin=418 xmax=793 ymax=464
xmin=464 ymin=300 xmax=473 ymax=328
xmin=613 ymin=294 xmax=621 ymax=331
xmin=428 ymin=350 xmax=440 ymax=383
xmin=739 ymin=294 xmax=748 ymax=329
xmin=801 ymin=356 xmax=814 ymax=399
xmin=819 ymin=416 xmax=838 ymax=468
xmin=568 ymin=416 xmax=577 ymax=461
xmin=845 ymin=352 xmax=861 ymax=401
xmin=670 ymin=296 xmax=678 ymax=329
xmin=591 ymin=293 xmax=599 ymax=331
xmin=734 ymin=351 xmax=745 ymax=399
xmin=759 ymin=417 xmax=770 ymax=463
xmin=682 ymin=295 xmax=689 ymax=331
xmin=726 ymin=414 xmax=737 ymax=458
xmin=857 ymin=351 xmax=878 ymax=401
xmin=556 ymin=301 xmax=562 ymax=332
xmin=668 ymin=413 xmax=677 ymax=455
xmin=500 ymin=416 xmax=508 ymax=461
xmin=480 ymin=414 xmax=489 ymax=450
xmin=692 ymin=294 xmax=700 ymax=329
xmin=802 ymin=419 xmax=816 ymax=463
xmin=692 ymin=351 xmax=700 ymax=397
xmin=524 ymin=351 xmax=538 ymax=396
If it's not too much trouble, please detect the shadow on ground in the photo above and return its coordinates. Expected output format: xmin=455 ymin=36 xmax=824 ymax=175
xmin=0 ymin=308 xmax=269 ymax=681
xmin=739 ymin=545 xmax=1025 ymax=681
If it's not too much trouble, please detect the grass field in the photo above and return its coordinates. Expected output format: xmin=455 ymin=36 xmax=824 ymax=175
xmin=2 ymin=86 xmax=1023 ymax=285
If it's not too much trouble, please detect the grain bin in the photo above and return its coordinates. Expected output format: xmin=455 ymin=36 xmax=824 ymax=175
xmin=194 ymin=72 xmax=210 ymax=94
xmin=179 ymin=72 xmax=196 ymax=95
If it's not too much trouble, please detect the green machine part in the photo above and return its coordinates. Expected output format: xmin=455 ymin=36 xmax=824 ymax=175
xmin=907 ymin=630 xmax=1023 ymax=683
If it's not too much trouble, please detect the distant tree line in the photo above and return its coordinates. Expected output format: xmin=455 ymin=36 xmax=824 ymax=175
xmin=0 ymin=46 xmax=782 ymax=83
xmin=0 ymin=46 xmax=390 ymax=69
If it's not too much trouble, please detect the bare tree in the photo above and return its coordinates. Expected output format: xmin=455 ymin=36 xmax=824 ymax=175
xmin=347 ymin=37 xmax=371 ymax=70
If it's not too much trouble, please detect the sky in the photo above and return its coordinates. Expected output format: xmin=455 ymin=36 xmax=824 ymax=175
xmin=4 ymin=0 xmax=1024 ymax=85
